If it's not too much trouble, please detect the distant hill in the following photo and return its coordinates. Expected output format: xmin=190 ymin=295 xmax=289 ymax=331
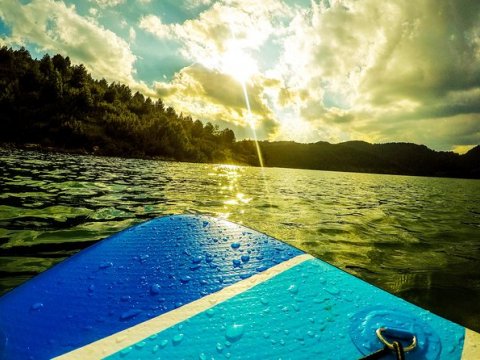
xmin=238 ymin=140 xmax=480 ymax=178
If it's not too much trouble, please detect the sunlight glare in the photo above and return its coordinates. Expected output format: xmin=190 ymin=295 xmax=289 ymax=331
xmin=221 ymin=45 xmax=258 ymax=83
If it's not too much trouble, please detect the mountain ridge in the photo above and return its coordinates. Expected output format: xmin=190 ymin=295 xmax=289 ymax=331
xmin=237 ymin=140 xmax=480 ymax=179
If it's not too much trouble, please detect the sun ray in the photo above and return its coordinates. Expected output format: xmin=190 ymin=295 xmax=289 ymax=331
xmin=227 ymin=26 xmax=264 ymax=168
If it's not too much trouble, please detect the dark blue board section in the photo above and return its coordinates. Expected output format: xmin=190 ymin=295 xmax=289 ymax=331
xmin=0 ymin=215 xmax=303 ymax=359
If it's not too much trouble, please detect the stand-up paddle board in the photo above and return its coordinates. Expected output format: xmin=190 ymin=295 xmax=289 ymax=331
xmin=0 ymin=215 xmax=478 ymax=359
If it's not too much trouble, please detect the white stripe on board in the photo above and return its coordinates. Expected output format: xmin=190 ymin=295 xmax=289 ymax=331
xmin=462 ymin=328 xmax=480 ymax=359
xmin=54 ymin=254 xmax=314 ymax=360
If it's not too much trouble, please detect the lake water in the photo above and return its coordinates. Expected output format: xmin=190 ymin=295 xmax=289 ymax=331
xmin=1 ymin=148 xmax=479 ymax=331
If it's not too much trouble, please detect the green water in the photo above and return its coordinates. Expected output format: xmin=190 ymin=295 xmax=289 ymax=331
xmin=1 ymin=148 xmax=479 ymax=331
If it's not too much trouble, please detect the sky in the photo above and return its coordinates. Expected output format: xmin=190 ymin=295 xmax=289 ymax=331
xmin=1 ymin=0 xmax=479 ymax=152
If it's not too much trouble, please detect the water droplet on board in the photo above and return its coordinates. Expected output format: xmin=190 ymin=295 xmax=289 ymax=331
xmin=31 ymin=302 xmax=44 ymax=311
xmin=180 ymin=276 xmax=191 ymax=284
xmin=150 ymin=284 xmax=161 ymax=295
xmin=172 ymin=333 xmax=184 ymax=345
xmin=199 ymin=353 xmax=207 ymax=360
xmin=120 ymin=309 xmax=142 ymax=321
xmin=152 ymin=344 xmax=159 ymax=353
xmin=116 ymin=335 xmax=127 ymax=343
xmin=231 ymin=243 xmax=240 ymax=249
xmin=120 ymin=347 xmax=132 ymax=357
xmin=206 ymin=308 xmax=215 ymax=317
xmin=216 ymin=342 xmax=224 ymax=352
xmin=99 ymin=262 xmax=113 ymax=269
xmin=159 ymin=339 xmax=169 ymax=348
xmin=135 ymin=341 xmax=146 ymax=349
xmin=225 ymin=324 xmax=244 ymax=342
xmin=256 ymin=265 xmax=268 ymax=272
xmin=192 ymin=256 xmax=203 ymax=264
xmin=288 ymin=284 xmax=298 ymax=294
xmin=232 ymin=259 xmax=241 ymax=267
xmin=241 ymin=255 xmax=250 ymax=263
xmin=325 ymin=287 xmax=340 ymax=296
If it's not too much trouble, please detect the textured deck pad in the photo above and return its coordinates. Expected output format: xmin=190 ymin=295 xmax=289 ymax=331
xmin=0 ymin=215 xmax=303 ymax=359
xmin=103 ymin=259 xmax=466 ymax=360
xmin=0 ymin=215 xmax=474 ymax=359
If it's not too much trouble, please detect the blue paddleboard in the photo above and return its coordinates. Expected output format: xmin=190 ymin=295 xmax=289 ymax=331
xmin=0 ymin=215 xmax=478 ymax=359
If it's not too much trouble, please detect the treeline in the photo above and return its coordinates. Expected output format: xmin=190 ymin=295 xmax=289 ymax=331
xmin=0 ymin=46 xmax=258 ymax=163
xmin=252 ymin=140 xmax=480 ymax=178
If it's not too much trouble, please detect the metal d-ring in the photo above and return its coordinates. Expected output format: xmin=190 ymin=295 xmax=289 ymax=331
xmin=376 ymin=327 xmax=417 ymax=352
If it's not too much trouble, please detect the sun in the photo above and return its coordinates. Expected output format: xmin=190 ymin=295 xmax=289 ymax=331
xmin=220 ymin=44 xmax=258 ymax=83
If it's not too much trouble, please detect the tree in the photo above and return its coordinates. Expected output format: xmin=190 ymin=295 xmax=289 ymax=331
xmin=39 ymin=54 xmax=54 ymax=77
xmin=70 ymin=64 xmax=88 ymax=88
xmin=220 ymin=128 xmax=235 ymax=144
xmin=52 ymin=54 xmax=71 ymax=75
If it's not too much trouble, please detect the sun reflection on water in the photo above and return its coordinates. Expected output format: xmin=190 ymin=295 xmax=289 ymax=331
xmin=209 ymin=164 xmax=257 ymax=220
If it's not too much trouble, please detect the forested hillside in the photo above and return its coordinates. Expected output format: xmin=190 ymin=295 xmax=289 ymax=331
xmin=0 ymin=46 xmax=258 ymax=163
xmin=253 ymin=140 xmax=480 ymax=178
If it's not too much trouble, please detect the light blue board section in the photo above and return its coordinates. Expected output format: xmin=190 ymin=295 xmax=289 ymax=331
xmin=108 ymin=259 xmax=465 ymax=360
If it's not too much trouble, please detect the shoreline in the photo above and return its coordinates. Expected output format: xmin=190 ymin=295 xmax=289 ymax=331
xmin=2 ymin=142 xmax=479 ymax=180
xmin=0 ymin=142 xmax=246 ymax=166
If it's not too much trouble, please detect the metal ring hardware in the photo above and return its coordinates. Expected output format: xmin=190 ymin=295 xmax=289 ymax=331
xmin=376 ymin=327 xmax=417 ymax=352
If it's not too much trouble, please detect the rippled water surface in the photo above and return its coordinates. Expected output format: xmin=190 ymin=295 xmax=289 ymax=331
xmin=1 ymin=148 xmax=479 ymax=331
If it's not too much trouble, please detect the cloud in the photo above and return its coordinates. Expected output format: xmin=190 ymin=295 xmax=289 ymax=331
xmin=153 ymin=64 xmax=278 ymax=137
xmin=129 ymin=27 xmax=136 ymax=42
xmin=139 ymin=0 xmax=290 ymax=71
xmin=184 ymin=0 xmax=213 ymax=10
xmin=275 ymin=0 xmax=480 ymax=149
xmin=138 ymin=15 xmax=170 ymax=38
xmin=90 ymin=0 xmax=125 ymax=8
xmin=88 ymin=8 xmax=98 ymax=17
xmin=0 ymin=0 xmax=138 ymax=86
